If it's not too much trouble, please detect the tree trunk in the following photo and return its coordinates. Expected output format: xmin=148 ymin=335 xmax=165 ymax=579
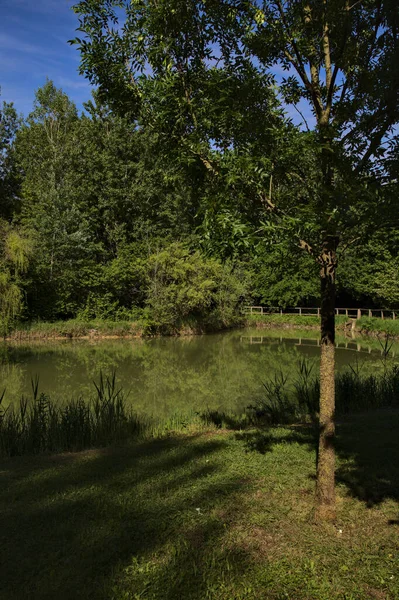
xmin=315 ymin=242 xmax=337 ymax=522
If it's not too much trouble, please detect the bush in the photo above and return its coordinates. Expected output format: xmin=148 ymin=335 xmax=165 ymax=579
xmin=144 ymin=243 xmax=249 ymax=333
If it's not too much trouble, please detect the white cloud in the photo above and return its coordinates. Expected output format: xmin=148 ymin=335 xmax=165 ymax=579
xmin=55 ymin=76 xmax=91 ymax=91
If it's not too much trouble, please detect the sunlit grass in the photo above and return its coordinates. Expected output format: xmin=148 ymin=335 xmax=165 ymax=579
xmin=246 ymin=313 xmax=349 ymax=328
xmin=7 ymin=319 xmax=143 ymax=339
xmin=358 ymin=316 xmax=399 ymax=336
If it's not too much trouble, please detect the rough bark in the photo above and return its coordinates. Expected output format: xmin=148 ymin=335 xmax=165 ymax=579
xmin=315 ymin=242 xmax=337 ymax=522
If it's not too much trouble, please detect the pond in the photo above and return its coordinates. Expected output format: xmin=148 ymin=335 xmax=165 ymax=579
xmin=0 ymin=328 xmax=397 ymax=418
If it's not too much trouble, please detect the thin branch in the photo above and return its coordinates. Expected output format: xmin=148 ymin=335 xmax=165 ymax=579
xmin=347 ymin=0 xmax=363 ymax=11
xmin=322 ymin=1 xmax=332 ymax=93
xmin=292 ymin=104 xmax=311 ymax=132
xmin=303 ymin=3 xmax=324 ymax=119
xmin=276 ymin=0 xmax=314 ymax=94
xmin=355 ymin=127 xmax=386 ymax=174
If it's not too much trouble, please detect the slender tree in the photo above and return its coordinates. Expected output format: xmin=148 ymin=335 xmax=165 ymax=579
xmin=72 ymin=0 xmax=399 ymax=519
xmin=0 ymin=97 xmax=20 ymax=220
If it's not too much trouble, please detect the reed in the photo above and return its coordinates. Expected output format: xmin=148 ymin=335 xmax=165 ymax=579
xmin=0 ymin=372 xmax=145 ymax=457
xmin=249 ymin=358 xmax=399 ymax=425
xmin=2 ymin=355 xmax=399 ymax=456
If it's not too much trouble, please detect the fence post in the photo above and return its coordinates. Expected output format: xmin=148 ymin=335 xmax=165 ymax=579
xmin=369 ymin=309 xmax=372 ymax=318
xmin=261 ymin=306 xmax=263 ymax=315
xmin=357 ymin=309 xmax=361 ymax=320
xmin=317 ymin=308 xmax=320 ymax=317
xmin=393 ymin=312 xmax=396 ymax=320
xmin=280 ymin=308 xmax=283 ymax=315
xmin=299 ymin=307 xmax=302 ymax=315
xmin=381 ymin=310 xmax=384 ymax=320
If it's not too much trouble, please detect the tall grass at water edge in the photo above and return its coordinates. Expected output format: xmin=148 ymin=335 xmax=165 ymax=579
xmin=0 ymin=372 xmax=206 ymax=457
xmin=245 ymin=337 xmax=399 ymax=426
xmin=203 ymin=338 xmax=399 ymax=428
xmin=0 ymin=372 xmax=146 ymax=457
xmin=1 ymin=343 xmax=399 ymax=456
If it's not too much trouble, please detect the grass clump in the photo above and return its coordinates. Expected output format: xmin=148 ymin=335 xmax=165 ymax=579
xmin=0 ymin=372 xmax=144 ymax=457
xmin=247 ymin=359 xmax=399 ymax=426
xmin=200 ymin=356 xmax=399 ymax=431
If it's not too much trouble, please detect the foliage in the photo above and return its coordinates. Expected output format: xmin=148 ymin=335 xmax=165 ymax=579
xmin=0 ymin=220 xmax=32 ymax=335
xmin=339 ymin=233 xmax=399 ymax=308
xmin=251 ymin=242 xmax=319 ymax=307
xmin=2 ymin=75 xmax=399 ymax=330
xmin=144 ymin=243 xmax=249 ymax=333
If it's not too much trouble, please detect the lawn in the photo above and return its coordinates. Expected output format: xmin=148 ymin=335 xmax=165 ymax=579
xmin=1 ymin=412 xmax=398 ymax=599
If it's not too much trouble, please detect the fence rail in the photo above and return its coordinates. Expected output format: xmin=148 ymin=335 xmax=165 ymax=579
xmin=244 ymin=306 xmax=399 ymax=320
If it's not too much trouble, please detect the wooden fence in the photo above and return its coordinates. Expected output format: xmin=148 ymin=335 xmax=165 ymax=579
xmin=244 ymin=306 xmax=399 ymax=320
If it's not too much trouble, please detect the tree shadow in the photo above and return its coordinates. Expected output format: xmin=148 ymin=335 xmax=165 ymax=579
xmin=335 ymin=411 xmax=399 ymax=509
xmin=234 ymin=426 xmax=317 ymax=455
xmin=228 ymin=407 xmax=399 ymax=516
xmin=0 ymin=434 xmax=255 ymax=600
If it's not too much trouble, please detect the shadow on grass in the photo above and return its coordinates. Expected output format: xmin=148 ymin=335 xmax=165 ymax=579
xmin=221 ymin=406 xmax=399 ymax=513
xmin=235 ymin=427 xmax=317 ymax=455
xmin=0 ymin=434 xmax=253 ymax=600
xmin=335 ymin=411 xmax=399 ymax=509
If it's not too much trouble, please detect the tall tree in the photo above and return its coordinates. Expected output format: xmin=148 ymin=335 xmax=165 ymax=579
xmin=0 ymin=97 xmax=20 ymax=220
xmin=72 ymin=0 xmax=399 ymax=520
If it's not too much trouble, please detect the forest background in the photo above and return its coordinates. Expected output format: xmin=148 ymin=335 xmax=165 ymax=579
xmin=1 ymin=79 xmax=398 ymax=335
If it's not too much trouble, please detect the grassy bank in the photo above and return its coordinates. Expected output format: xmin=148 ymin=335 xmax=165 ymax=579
xmin=1 ymin=411 xmax=398 ymax=599
xmin=358 ymin=316 xmax=399 ymax=337
xmin=5 ymin=319 xmax=144 ymax=340
xmin=245 ymin=313 xmax=347 ymax=329
xmin=247 ymin=313 xmax=399 ymax=339
xmin=5 ymin=314 xmax=399 ymax=341
xmin=4 ymin=315 xmax=245 ymax=340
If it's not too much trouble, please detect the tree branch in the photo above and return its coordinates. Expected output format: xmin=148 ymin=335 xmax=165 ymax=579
xmin=292 ymin=104 xmax=311 ymax=132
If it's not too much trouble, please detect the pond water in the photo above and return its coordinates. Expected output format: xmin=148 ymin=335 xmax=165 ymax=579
xmin=0 ymin=328 xmax=397 ymax=418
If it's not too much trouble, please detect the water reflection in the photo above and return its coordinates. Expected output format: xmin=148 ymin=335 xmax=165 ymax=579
xmin=240 ymin=334 xmax=396 ymax=356
xmin=0 ymin=328 xmax=397 ymax=418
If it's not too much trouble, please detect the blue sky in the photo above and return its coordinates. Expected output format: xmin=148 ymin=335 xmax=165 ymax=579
xmin=0 ymin=0 xmax=314 ymax=128
xmin=1 ymin=0 xmax=92 ymax=116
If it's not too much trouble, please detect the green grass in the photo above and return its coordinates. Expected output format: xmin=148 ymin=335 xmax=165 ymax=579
xmin=6 ymin=315 xmax=244 ymax=340
xmin=6 ymin=319 xmax=143 ymax=339
xmin=7 ymin=314 xmax=399 ymax=340
xmin=1 ymin=412 xmax=398 ymax=599
xmin=246 ymin=313 xmax=349 ymax=329
xmin=358 ymin=317 xmax=399 ymax=336
xmin=247 ymin=313 xmax=399 ymax=340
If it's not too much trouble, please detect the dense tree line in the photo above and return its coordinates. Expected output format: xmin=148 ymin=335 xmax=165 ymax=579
xmin=1 ymin=79 xmax=398 ymax=336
